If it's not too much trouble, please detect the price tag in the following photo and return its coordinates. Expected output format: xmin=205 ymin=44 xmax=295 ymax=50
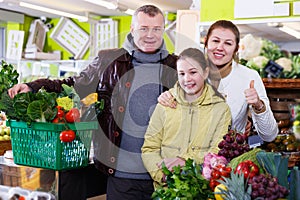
xmin=248 ymin=135 xmax=264 ymax=148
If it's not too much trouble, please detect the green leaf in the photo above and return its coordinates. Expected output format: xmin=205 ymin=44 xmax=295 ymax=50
xmin=0 ymin=60 xmax=19 ymax=97
xmin=152 ymin=158 xmax=214 ymax=200
xmin=289 ymin=166 xmax=300 ymax=200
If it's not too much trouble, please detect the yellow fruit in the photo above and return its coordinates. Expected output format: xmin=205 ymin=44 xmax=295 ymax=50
xmin=293 ymin=120 xmax=300 ymax=126
xmin=214 ymin=184 xmax=227 ymax=200
xmin=81 ymin=93 xmax=98 ymax=106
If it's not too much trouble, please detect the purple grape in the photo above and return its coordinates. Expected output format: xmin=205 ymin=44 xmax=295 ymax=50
xmin=235 ymin=133 xmax=245 ymax=144
xmin=225 ymin=135 xmax=234 ymax=143
xmin=218 ymin=140 xmax=226 ymax=149
xmin=233 ymin=150 xmax=240 ymax=157
xmin=251 ymin=182 xmax=259 ymax=190
xmin=265 ymin=188 xmax=273 ymax=197
xmin=231 ymin=142 xmax=238 ymax=149
xmin=251 ymin=190 xmax=259 ymax=199
xmin=223 ymin=143 xmax=231 ymax=150
xmin=258 ymin=187 xmax=265 ymax=196
xmin=268 ymin=180 xmax=275 ymax=187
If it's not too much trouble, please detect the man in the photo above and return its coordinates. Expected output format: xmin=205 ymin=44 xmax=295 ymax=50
xmin=8 ymin=5 xmax=177 ymax=200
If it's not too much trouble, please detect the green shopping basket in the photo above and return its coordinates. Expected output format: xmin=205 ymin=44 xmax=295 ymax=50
xmin=7 ymin=120 xmax=98 ymax=170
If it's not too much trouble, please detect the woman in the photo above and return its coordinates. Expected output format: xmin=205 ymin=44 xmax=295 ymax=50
xmin=159 ymin=20 xmax=278 ymax=142
xmin=141 ymin=48 xmax=231 ymax=185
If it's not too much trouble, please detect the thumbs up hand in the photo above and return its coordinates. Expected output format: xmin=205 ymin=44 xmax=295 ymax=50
xmin=249 ymin=80 xmax=254 ymax=89
xmin=244 ymin=80 xmax=264 ymax=111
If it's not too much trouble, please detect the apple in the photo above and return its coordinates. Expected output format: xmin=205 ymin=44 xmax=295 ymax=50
xmin=0 ymin=127 xmax=4 ymax=136
xmin=4 ymin=127 xmax=10 ymax=136
xmin=3 ymin=135 xmax=10 ymax=140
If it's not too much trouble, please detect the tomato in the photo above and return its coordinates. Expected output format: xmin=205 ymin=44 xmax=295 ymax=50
xmin=211 ymin=170 xmax=221 ymax=179
xmin=209 ymin=179 xmax=220 ymax=190
xmin=52 ymin=117 xmax=64 ymax=123
xmin=65 ymin=108 xmax=80 ymax=123
xmin=219 ymin=166 xmax=232 ymax=177
xmin=59 ymin=130 xmax=76 ymax=142
xmin=56 ymin=108 xmax=65 ymax=118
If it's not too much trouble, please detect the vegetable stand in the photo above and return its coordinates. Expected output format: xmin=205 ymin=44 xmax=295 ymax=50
xmin=7 ymin=120 xmax=98 ymax=170
xmin=262 ymin=78 xmax=300 ymax=167
xmin=262 ymin=78 xmax=300 ymax=121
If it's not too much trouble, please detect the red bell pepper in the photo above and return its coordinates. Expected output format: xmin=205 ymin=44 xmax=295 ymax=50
xmin=234 ymin=160 xmax=259 ymax=179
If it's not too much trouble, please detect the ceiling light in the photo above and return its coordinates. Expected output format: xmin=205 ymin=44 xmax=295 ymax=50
xmin=279 ymin=25 xmax=300 ymax=39
xmin=19 ymin=2 xmax=88 ymax=21
xmin=84 ymin=0 xmax=118 ymax=10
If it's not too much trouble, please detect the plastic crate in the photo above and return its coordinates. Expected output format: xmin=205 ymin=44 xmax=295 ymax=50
xmin=7 ymin=120 xmax=98 ymax=170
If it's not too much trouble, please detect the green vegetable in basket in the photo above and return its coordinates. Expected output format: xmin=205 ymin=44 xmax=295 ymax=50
xmin=58 ymin=84 xmax=81 ymax=109
xmin=0 ymin=92 xmax=18 ymax=120
xmin=0 ymin=87 xmax=57 ymax=123
xmin=56 ymin=96 xmax=74 ymax=111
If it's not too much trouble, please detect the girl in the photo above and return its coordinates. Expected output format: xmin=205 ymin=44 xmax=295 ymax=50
xmin=141 ymin=48 xmax=231 ymax=185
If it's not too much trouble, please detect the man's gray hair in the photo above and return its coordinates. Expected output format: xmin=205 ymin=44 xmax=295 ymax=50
xmin=131 ymin=5 xmax=165 ymax=26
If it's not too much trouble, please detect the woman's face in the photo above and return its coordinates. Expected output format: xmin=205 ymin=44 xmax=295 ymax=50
xmin=177 ymin=57 xmax=208 ymax=101
xmin=206 ymin=28 xmax=237 ymax=67
xmin=130 ymin=12 xmax=165 ymax=53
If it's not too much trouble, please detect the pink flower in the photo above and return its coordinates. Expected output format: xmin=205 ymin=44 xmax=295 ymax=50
xmin=202 ymin=153 xmax=228 ymax=179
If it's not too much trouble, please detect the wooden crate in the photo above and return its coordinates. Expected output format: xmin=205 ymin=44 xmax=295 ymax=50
xmin=263 ymin=78 xmax=300 ymax=121
xmin=0 ymin=140 xmax=12 ymax=156
xmin=1 ymin=165 xmax=55 ymax=191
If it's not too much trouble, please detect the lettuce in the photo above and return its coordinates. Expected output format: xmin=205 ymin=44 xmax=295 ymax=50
xmin=1 ymin=88 xmax=57 ymax=123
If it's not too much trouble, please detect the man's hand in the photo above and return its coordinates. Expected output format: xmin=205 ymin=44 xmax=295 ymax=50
xmin=158 ymin=91 xmax=176 ymax=108
xmin=8 ymin=83 xmax=31 ymax=98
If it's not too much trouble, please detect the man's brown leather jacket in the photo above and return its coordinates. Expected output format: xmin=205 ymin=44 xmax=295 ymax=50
xmin=27 ymin=48 xmax=178 ymax=175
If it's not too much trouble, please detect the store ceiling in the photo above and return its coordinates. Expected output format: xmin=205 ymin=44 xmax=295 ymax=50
xmin=0 ymin=0 xmax=193 ymax=18
xmin=199 ymin=19 xmax=300 ymax=44
xmin=1 ymin=0 xmax=300 ymax=46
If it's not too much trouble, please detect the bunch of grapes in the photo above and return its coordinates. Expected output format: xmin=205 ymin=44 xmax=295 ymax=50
xmin=248 ymin=173 xmax=289 ymax=199
xmin=217 ymin=129 xmax=250 ymax=161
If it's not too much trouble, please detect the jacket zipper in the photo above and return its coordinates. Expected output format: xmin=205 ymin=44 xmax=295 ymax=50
xmin=188 ymin=104 xmax=193 ymax=144
xmin=188 ymin=104 xmax=201 ymax=151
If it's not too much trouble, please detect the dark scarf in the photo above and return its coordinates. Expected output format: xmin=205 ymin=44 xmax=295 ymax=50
xmin=209 ymin=61 xmax=233 ymax=89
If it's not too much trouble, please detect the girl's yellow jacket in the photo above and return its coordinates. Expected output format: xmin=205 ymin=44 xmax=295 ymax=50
xmin=142 ymin=82 xmax=231 ymax=184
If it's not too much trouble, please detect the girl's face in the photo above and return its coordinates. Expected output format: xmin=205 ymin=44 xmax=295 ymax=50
xmin=206 ymin=28 xmax=237 ymax=67
xmin=177 ymin=57 xmax=208 ymax=102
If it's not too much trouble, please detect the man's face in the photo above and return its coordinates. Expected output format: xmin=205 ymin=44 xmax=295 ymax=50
xmin=130 ymin=12 xmax=164 ymax=53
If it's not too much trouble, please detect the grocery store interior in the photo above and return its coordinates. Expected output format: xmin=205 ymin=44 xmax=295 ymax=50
xmin=0 ymin=0 xmax=300 ymax=199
